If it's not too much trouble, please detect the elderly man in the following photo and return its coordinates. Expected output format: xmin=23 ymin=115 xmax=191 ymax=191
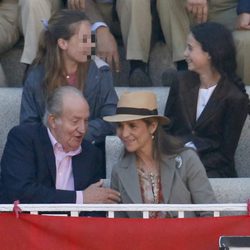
xmin=0 ymin=86 xmax=120 ymax=205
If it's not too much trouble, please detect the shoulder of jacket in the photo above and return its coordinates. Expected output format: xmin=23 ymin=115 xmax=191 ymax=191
xmin=224 ymin=80 xmax=248 ymax=101
xmin=10 ymin=123 xmax=40 ymax=139
xmin=176 ymin=71 xmax=199 ymax=89
xmin=92 ymin=56 xmax=110 ymax=70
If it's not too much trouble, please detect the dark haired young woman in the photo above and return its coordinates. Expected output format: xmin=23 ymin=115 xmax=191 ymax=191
xmin=164 ymin=22 xmax=250 ymax=178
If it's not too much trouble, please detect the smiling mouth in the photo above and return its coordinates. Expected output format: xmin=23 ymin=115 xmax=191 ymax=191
xmin=123 ymin=139 xmax=135 ymax=146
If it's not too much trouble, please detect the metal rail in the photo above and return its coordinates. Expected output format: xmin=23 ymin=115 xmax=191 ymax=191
xmin=0 ymin=203 xmax=247 ymax=218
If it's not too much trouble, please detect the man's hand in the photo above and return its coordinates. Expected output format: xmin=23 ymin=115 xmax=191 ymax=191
xmin=67 ymin=0 xmax=85 ymax=10
xmin=83 ymin=180 xmax=121 ymax=203
xmin=236 ymin=13 xmax=250 ymax=30
xmin=186 ymin=0 xmax=208 ymax=24
xmin=95 ymin=26 xmax=120 ymax=72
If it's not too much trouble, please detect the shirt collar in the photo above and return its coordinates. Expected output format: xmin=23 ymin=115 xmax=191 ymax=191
xmin=47 ymin=128 xmax=82 ymax=156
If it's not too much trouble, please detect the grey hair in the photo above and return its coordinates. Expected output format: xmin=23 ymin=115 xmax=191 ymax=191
xmin=43 ymin=86 xmax=85 ymax=126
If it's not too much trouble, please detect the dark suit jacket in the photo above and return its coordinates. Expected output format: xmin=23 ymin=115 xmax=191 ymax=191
xmin=0 ymin=123 xmax=103 ymax=204
xmin=164 ymin=71 xmax=248 ymax=177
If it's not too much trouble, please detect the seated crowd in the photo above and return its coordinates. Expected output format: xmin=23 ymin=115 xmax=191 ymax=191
xmin=0 ymin=1 xmax=249 ymax=218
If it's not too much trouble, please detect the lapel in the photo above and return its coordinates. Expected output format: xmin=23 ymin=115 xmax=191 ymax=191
xmin=160 ymin=154 xmax=177 ymax=203
xmin=39 ymin=125 xmax=57 ymax=185
xmin=181 ymin=74 xmax=200 ymax=128
xmin=39 ymin=128 xmax=92 ymax=190
xmin=118 ymin=153 xmax=178 ymax=204
xmin=72 ymin=143 xmax=91 ymax=190
xmin=118 ymin=154 xmax=143 ymax=203
xmin=195 ymin=77 xmax=228 ymax=128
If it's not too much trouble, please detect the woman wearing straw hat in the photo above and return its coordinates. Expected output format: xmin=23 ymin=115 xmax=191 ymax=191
xmin=104 ymin=91 xmax=216 ymax=218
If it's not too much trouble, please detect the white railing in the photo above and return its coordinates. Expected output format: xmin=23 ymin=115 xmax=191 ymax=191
xmin=0 ymin=203 xmax=248 ymax=218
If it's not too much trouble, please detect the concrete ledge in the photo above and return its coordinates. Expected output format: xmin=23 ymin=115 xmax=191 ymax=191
xmin=210 ymin=178 xmax=250 ymax=215
xmin=209 ymin=178 xmax=250 ymax=204
xmin=0 ymin=88 xmax=21 ymax=159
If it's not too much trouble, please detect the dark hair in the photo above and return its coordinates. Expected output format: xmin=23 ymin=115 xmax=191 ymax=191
xmin=191 ymin=22 xmax=250 ymax=113
xmin=143 ymin=118 xmax=184 ymax=160
xmin=34 ymin=9 xmax=90 ymax=96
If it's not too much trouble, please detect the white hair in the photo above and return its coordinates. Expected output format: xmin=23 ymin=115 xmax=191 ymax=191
xmin=43 ymin=86 xmax=85 ymax=126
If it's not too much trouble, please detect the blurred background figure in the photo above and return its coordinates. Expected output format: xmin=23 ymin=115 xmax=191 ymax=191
xmin=0 ymin=63 xmax=6 ymax=86
xmin=161 ymin=0 xmax=250 ymax=85
xmin=115 ymin=0 xmax=175 ymax=86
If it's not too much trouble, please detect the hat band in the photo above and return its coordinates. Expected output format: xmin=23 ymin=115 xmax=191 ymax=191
xmin=116 ymin=107 xmax=158 ymax=116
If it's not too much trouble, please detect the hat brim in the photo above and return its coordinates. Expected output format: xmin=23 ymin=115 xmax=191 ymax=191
xmin=103 ymin=114 xmax=170 ymax=125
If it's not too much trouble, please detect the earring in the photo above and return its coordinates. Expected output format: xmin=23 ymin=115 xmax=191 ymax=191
xmin=151 ymin=134 xmax=155 ymax=140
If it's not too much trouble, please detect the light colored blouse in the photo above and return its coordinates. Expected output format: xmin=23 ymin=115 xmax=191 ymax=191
xmin=196 ymin=85 xmax=217 ymax=120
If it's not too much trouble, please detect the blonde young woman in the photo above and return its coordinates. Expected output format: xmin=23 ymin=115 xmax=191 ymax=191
xmin=104 ymin=91 xmax=216 ymax=218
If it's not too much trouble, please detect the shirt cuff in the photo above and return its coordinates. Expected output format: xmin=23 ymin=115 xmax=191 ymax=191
xmin=91 ymin=22 xmax=108 ymax=32
xmin=185 ymin=141 xmax=197 ymax=151
xmin=76 ymin=191 xmax=83 ymax=204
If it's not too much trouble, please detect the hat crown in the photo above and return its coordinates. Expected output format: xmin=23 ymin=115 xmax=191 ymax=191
xmin=103 ymin=91 xmax=170 ymax=125
xmin=118 ymin=92 xmax=157 ymax=111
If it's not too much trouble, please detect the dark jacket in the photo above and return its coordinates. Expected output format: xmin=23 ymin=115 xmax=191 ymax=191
xmin=164 ymin=71 xmax=248 ymax=177
xmin=237 ymin=0 xmax=250 ymax=15
xmin=0 ymin=123 xmax=103 ymax=204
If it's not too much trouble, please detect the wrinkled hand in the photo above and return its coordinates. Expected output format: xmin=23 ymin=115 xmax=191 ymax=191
xmin=186 ymin=0 xmax=208 ymax=24
xmin=96 ymin=26 xmax=120 ymax=72
xmin=236 ymin=13 xmax=250 ymax=30
xmin=83 ymin=180 xmax=121 ymax=203
xmin=67 ymin=0 xmax=85 ymax=10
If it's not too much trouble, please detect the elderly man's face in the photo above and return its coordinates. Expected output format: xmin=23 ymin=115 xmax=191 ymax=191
xmin=50 ymin=94 xmax=89 ymax=152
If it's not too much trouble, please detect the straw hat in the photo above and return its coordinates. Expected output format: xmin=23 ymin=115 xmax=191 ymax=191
xmin=103 ymin=91 xmax=170 ymax=125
